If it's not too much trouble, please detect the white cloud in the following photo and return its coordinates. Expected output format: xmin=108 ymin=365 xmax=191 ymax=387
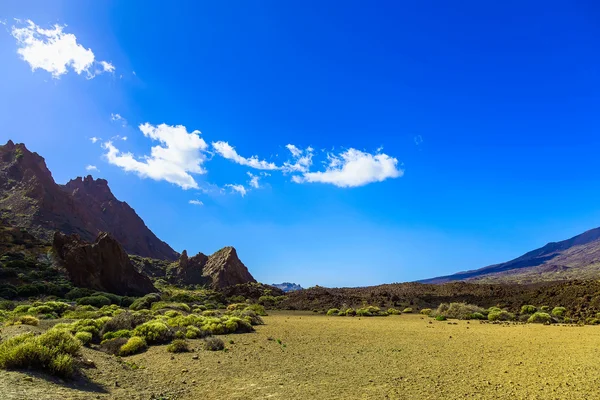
xmin=121 ymin=136 xmax=127 ymax=141
xmin=212 ymin=141 xmax=278 ymax=170
xmin=85 ymin=165 xmax=98 ymax=172
xmin=225 ymin=184 xmax=247 ymax=197
xmin=286 ymin=144 xmax=302 ymax=158
xmin=189 ymin=199 xmax=204 ymax=206
xmin=292 ymin=148 xmax=403 ymax=188
xmin=100 ymin=61 xmax=115 ymax=73
xmin=414 ymin=135 xmax=423 ymax=145
xmin=89 ymin=136 xmax=100 ymax=144
xmin=110 ymin=113 xmax=127 ymax=127
xmin=247 ymin=172 xmax=260 ymax=189
xmin=103 ymin=123 xmax=208 ymax=189
xmin=282 ymin=144 xmax=314 ymax=173
xmin=11 ymin=20 xmax=114 ymax=79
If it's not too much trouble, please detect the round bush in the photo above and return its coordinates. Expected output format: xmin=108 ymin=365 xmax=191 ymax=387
xmin=204 ymin=336 xmax=224 ymax=351
xmin=488 ymin=310 xmax=515 ymax=321
xmin=551 ymin=307 xmax=566 ymax=317
xmin=326 ymin=308 xmax=340 ymax=316
xmin=520 ymin=305 xmax=537 ymax=314
xmin=166 ymin=339 xmax=190 ymax=353
xmin=420 ymin=308 xmax=432 ymax=315
xmin=527 ymin=312 xmax=552 ymax=324
xmin=133 ymin=320 xmax=173 ymax=344
xmin=119 ymin=336 xmax=147 ymax=356
xmin=75 ymin=331 xmax=93 ymax=346
xmin=77 ymin=296 xmax=111 ymax=308
xmin=402 ymin=308 xmax=414 ymax=313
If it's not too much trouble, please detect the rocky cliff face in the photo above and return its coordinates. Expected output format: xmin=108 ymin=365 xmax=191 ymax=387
xmin=0 ymin=141 xmax=178 ymax=260
xmin=53 ymin=231 xmax=157 ymax=296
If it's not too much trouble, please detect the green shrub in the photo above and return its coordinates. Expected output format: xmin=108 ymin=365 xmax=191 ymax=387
xmin=65 ymin=287 xmax=94 ymax=300
xmin=227 ymin=303 xmax=247 ymax=311
xmin=166 ymin=339 xmax=190 ymax=353
xmin=91 ymin=292 xmax=122 ymax=305
xmin=402 ymin=307 xmax=413 ymax=313
xmin=551 ymin=307 xmax=566 ymax=317
xmin=258 ymin=295 xmax=282 ymax=308
xmin=470 ymin=312 xmax=486 ymax=320
xmin=100 ymin=311 xmax=149 ymax=337
xmin=487 ymin=306 xmax=502 ymax=314
xmin=151 ymin=301 xmax=191 ymax=313
xmin=344 ymin=308 xmax=356 ymax=316
xmin=327 ymin=308 xmax=340 ymax=316
xmin=420 ymin=308 xmax=432 ymax=315
xmin=527 ymin=312 xmax=552 ymax=324
xmin=0 ymin=330 xmax=80 ymax=378
xmin=119 ymin=336 xmax=147 ymax=356
xmin=12 ymin=304 xmax=32 ymax=314
xmin=129 ymin=293 xmax=161 ymax=311
xmin=540 ymin=306 xmax=550 ymax=312
xmin=204 ymin=336 xmax=224 ymax=351
xmin=432 ymin=303 xmax=484 ymax=320
xmin=0 ymin=300 xmax=15 ymax=311
xmin=244 ymin=304 xmax=267 ymax=316
xmin=120 ymin=296 xmax=135 ymax=308
xmin=102 ymin=329 xmax=132 ymax=341
xmin=520 ymin=305 xmax=537 ymax=314
xmin=16 ymin=285 xmax=39 ymax=297
xmin=488 ymin=310 xmax=515 ymax=321
xmin=6 ymin=315 xmax=39 ymax=326
xmin=185 ymin=326 xmax=205 ymax=339
xmin=435 ymin=315 xmax=446 ymax=321
xmin=77 ymin=296 xmax=111 ymax=308
xmin=387 ymin=308 xmax=401 ymax=315
xmin=75 ymin=331 xmax=93 ymax=345
xmin=133 ymin=320 xmax=173 ymax=344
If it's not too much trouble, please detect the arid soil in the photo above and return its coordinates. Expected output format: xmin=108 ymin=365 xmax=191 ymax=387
xmin=1 ymin=312 xmax=600 ymax=399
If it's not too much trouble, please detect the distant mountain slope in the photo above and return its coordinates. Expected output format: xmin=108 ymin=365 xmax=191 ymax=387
xmin=420 ymin=227 xmax=600 ymax=284
xmin=0 ymin=140 xmax=178 ymax=260
xmin=272 ymin=282 xmax=303 ymax=292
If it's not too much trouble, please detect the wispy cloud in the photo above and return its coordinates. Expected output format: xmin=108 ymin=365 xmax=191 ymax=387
xmin=89 ymin=137 xmax=100 ymax=144
xmin=282 ymin=144 xmax=313 ymax=173
xmin=110 ymin=113 xmax=127 ymax=127
xmin=189 ymin=199 xmax=204 ymax=206
xmin=85 ymin=165 xmax=98 ymax=172
xmin=11 ymin=19 xmax=114 ymax=79
xmin=414 ymin=135 xmax=423 ymax=145
xmin=212 ymin=141 xmax=278 ymax=170
xmin=247 ymin=172 xmax=260 ymax=189
xmin=225 ymin=184 xmax=247 ymax=197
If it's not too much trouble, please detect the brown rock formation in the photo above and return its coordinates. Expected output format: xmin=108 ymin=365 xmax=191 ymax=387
xmin=53 ymin=231 xmax=157 ymax=296
xmin=0 ymin=141 xmax=178 ymax=260
xmin=203 ymin=246 xmax=256 ymax=289
xmin=135 ymin=246 xmax=256 ymax=289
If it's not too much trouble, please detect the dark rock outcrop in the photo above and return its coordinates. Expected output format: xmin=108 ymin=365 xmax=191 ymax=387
xmin=132 ymin=246 xmax=256 ymax=289
xmin=0 ymin=141 xmax=178 ymax=260
xmin=53 ymin=231 xmax=157 ymax=296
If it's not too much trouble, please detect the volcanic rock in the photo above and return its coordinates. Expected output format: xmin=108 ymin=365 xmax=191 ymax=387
xmin=53 ymin=231 xmax=157 ymax=296
xmin=0 ymin=141 xmax=178 ymax=260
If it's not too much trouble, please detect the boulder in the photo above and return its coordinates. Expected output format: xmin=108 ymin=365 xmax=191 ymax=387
xmin=53 ymin=231 xmax=157 ymax=296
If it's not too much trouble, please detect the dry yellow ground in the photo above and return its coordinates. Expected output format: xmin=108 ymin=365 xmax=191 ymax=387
xmin=2 ymin=312 xmax=600 ymax=399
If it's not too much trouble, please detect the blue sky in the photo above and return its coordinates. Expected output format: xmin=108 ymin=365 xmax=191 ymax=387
xmin=1 ymin=1 xmax=600 ymax=287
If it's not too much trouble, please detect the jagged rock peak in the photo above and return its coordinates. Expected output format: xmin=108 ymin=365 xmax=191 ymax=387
xmin=63 ymin=175 xmax=115 ymax=202
xmin=204 ymin=246 xmax=256 ymax=289
xmin=53 ymin=231 xmax=157 ymax=296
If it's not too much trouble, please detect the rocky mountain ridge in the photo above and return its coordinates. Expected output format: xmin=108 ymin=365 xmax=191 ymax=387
xmin=420 ymin=226 xmax=600 ymax=284
xmin=0 ymin=140 xmax=178 ymax=261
